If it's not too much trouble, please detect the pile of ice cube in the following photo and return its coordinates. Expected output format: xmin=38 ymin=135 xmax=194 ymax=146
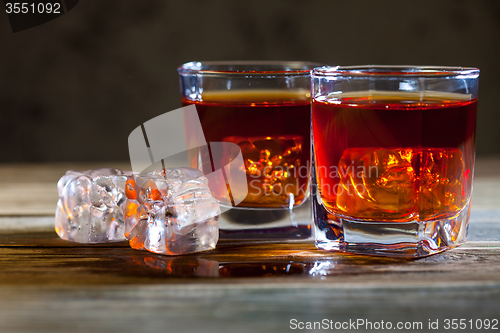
xmin=55 ymin=167 xmax=220 ymax=255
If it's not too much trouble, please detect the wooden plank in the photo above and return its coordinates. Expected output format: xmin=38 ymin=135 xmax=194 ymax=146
xmin=471 ymin=179 xmax=500 ymax=210
xmin=0 ymin=162 xmax=132 ymax=183
xmin=0 ymin=232 xmax=499 ymax=332
xmin=0 ymin=162 xmax=131 ymax=216
xmin=0 ymin=282 xmax=498 ymax=333
xmin=0 ymin=230 xmax=499 ymax=285
xmin=0 ymin=183 xmax=59 ymax=215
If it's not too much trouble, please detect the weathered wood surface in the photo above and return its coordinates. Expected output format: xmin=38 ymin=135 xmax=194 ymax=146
xmin=0 ymin=162 xmax=131 ymax=216
xmin=0 ymin=161 xmax=499 ymax=333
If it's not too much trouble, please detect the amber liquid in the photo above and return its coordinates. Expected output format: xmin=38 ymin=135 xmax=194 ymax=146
xmin=312 ymin=91 xmax=477 ymax=222
xmin=183 ymin=90 xmax=311 ymax=208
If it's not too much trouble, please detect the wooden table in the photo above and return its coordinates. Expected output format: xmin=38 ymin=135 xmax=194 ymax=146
xmin=0 ymin=160 xmax=499 ymax=333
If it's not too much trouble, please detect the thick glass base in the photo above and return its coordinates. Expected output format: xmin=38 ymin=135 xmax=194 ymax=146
xmin=218 ymin=199 xmax=312 ymax=240
xmin=314 ymin=196 xmax=470 ymax=258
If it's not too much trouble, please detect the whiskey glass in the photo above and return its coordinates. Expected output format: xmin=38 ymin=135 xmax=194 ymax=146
xmin=179 ymin=61 xmax=318 ymax=239
xmin=311 ymin=65 xmax=479 ymax=257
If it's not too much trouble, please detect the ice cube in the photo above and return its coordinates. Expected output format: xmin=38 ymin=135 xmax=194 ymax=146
xmin=335 ymin=147 xmax=469 ymax=222
xmin=223 ymin=135 xmax=302 ymax=206
xmin=123 ymin=167 xmax=220 ymax=255
xmin=336 ymin=148 xmax=417 ymax=221
xmin=55 ymin=168 xmax=127 ymax=243
xmin=420 ymin=148 xmax=468 ymax=220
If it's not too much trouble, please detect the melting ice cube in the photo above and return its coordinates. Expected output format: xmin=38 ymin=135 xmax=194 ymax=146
xmin=223 ymin=135 xmax=303 ymax=206
xmin=419 ymin=148 xmax=468 ymax=220
xmin=123 ymin=167 xmax=220 ymax=255
xmin=335 ymin=147 xmax=468 ymax=222
xmin=336 ymin=148 xmax=417 ymax=221
xmin=55 ymin=168 xmax=127 ymax=243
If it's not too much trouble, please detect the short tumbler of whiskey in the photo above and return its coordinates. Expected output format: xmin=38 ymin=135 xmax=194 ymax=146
xmin=311 ymin=66 xmax=479 ymax=257
xmin=178 ymin=61 xmax=318 ymax=239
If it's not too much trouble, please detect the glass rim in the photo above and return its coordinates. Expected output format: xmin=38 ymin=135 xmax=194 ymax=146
xmin=178 ymin=61 xmax=321 ymax=75
xmin=312 ymin=65 xmax=480 ymax=77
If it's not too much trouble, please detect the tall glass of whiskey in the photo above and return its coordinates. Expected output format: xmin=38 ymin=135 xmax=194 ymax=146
xmin=311 ymin=65 xmax=479 ymax=257
xmin=178 ymin=61 xmax=318 ymax=239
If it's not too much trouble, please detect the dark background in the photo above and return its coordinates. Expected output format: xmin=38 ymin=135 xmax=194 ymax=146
xmin=1 ymin=0 xmax=499 ymax=162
